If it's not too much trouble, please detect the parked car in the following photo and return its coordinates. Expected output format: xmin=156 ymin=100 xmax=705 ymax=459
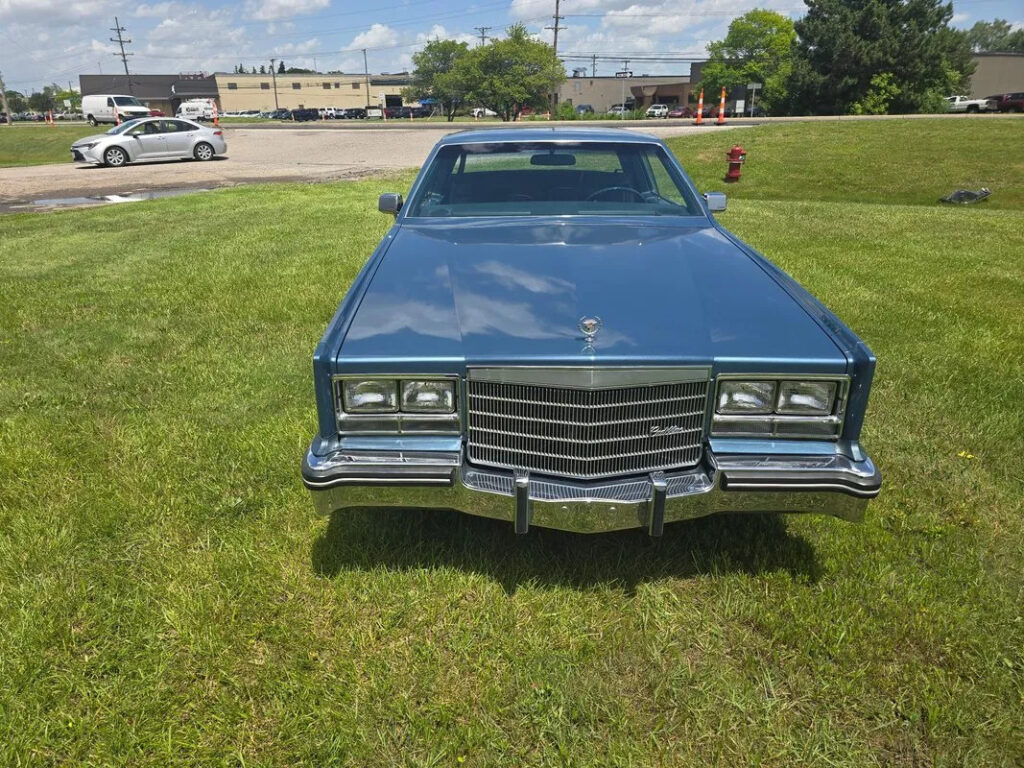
xmin=267 ymin=108 xmax=292 ymax=120
xmin=340 ymin=108 xmax=367 ymax=119
xmin=301 ymin=128 xmax=881 ymax=535
xmin=82 ymin=94 xmax=151 ymax=126
xmin=667 ymin=105 xmax=694 ymax=118
xmin=646 ymin=103 xmax=670 ymax=118
xmin=986 ymin=92 xmax=1024 ymax=112
xmin=290 ymin=108 xmax=320 ymax=122
xmin=69 ymin=117 xmax=226 ymax=167
xmin=470 ymin=107 xmax=497 ymax=118
xmin=945 ymin=95 xmax=997 ymax=113
xmin=575 ymin=104 xmax=595 ymax=115
xmin=397 ymin=106 xmax=431 ymax=118
xmin=606 ymin=105 xmax=630 ymax=116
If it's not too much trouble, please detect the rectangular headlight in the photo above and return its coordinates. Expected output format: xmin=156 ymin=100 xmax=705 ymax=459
xmin=401 ymin=380 xmax=455 ymax=413
xmin=341 ymin=379 xmax=398 ymax=413
xmin=717 ymin=381 xmax=776 ymax=414
xmin=776 ymin=381 xmax=837 ymax=415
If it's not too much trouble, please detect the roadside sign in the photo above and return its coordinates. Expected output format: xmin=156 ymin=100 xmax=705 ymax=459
xmin=747 ymin=82 xmax=762 ymax=90
xmin=735 ymin=99 xmax=745 ymax=114
xmin=63 ymin=99 xmax=72 ymax=107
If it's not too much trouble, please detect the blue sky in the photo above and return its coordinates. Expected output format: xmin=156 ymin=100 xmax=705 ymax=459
xmin=1 ymin=0 xmax=1019 ymax=94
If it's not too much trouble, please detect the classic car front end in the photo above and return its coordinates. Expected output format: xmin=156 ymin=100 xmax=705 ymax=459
xmin=302 ymin=128 xmax=880 ymax=535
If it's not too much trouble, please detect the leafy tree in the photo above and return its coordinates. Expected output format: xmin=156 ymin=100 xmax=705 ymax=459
xmin=278 ymin=60 xmax=286 ymax=74
xmin=28 ymin=87 xmax=57 ymax=112
xmin=850 ymin=72 xmax=899 ymax=113
xmin=403 ymin=39 xmax=470 ymax=122
xmin=458 ymin=24 xmax=566 ymax=121
xmin=698 ymin=10 xmax=796 ymax=114
xmin=259 ymin=64 xmax=266 ymax=74
xmin=965 ymin=19 xmax=1024 ymax=52
xmin=5 ymin=90 xmax=28 ymax=112
xmin=285 ymin=67 xmax=316 ymax=74
xmin=789 ymin=0 xmax=974 ymax=114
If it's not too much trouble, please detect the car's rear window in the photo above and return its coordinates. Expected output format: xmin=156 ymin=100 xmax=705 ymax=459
xmin=406 ymin=141 xmax=704 ymax=217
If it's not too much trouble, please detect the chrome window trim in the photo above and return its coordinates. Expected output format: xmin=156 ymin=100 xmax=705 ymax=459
xmin=332 ymin=374 xmax=461 ymax=434
xmin=469 ymin=366 xmax=711 ymax=389
xmin=712 ymin=373 xmax=849 ymax=440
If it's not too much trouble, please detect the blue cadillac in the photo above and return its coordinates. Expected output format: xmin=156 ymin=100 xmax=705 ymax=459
xmin=302 ymin=128 xmax=880 ymax=535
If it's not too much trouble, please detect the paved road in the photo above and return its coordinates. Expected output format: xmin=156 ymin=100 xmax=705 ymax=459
xmin=0 ymin=123 xmax=738 ymax=209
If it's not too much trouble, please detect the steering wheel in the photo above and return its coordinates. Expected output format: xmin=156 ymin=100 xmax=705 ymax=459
xmin=585 ymin=186 xmax=644 ymax=202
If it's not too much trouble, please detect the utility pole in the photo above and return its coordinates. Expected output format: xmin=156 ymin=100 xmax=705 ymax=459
xmin=545 ymin=0 xmax=566 ymax=58
xmin=591 ymin=54 xmax=597 ymax=77
xmin=0 ymin=71 xmax=12 ymax=125
xmin=473 ymin=26 xmax=492 ymax=46
xmin=363 ymin=49 xmax=371 ymax=108
xmin=545 ymin=0 xmax=567 ymax=113
xmin=109 ymin=17 xmax=134 ymax=94
xmin=269 ymin=58 xmax=279 ymax=110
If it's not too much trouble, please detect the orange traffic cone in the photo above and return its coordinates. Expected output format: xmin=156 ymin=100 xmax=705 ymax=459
xmin=213 ymin=102 xmax=220 ymax=126
xmin=695 ymin=89 xmax=704 ymax=126
xmin=48 ymin=109 xmax=54 ymax=127
xmin=717 ymin=87 xmax=726 ymax=125
xmin=115 ymin=106 xmax=121 ymax=125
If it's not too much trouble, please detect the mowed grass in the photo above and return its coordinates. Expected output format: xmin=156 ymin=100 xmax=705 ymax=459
xmin=1 ymin=121 xmax=1023 ymax=765
xmin=0 ymin=124 xmax=101 ymax=167
xmin=667 ymin=116 xmax=1024 ymax=210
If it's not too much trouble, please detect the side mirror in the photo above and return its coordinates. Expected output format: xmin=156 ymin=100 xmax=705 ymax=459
xmin=378 ymin=193 xmax=403 ymax=215
xmin=703 ymin=191 xmax=727 ymax=212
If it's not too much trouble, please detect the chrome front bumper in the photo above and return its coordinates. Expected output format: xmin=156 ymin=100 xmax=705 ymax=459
xmin=301 ymin=447 xmax=880 ymax=535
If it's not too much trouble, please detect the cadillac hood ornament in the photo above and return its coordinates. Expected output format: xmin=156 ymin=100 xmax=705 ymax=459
xmin=578 ymin=315 xmax=602 ymax=342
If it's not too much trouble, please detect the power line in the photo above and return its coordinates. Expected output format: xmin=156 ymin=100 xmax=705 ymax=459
xmin=109 ymin=16 xmax=134 ymax=94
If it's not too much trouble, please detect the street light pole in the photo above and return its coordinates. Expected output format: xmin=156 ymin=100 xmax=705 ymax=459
xmin=270 ymin=58 xmax=279 ymax=109
xmin=363 ymin=49 xmax=371 ymax=108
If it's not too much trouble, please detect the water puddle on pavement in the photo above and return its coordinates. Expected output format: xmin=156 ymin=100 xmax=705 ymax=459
xmin=8 ymin=187 xmax=211 ymax=212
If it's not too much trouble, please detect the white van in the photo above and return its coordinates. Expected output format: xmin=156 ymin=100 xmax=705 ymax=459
xmin=176 ymin=99 xmax=216 ymax=121
xmin=81 ymin=94 xmax=152 ymax=126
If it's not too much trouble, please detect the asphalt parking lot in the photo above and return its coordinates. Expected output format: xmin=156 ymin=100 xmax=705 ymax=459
xmin=0 ymin=123 xmax=737 ymax=210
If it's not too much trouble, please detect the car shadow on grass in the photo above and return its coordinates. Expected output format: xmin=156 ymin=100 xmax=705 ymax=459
xmin=311 ymin=508 xmax=822 ymax=594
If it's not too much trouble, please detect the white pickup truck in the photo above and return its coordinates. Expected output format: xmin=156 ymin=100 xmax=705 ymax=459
xmin=945 ymin=95 xmax=996 ymax=113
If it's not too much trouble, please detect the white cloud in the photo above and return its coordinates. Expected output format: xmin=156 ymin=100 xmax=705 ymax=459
xmin=245 ymin=0 xmax=329 ymax=22
xmin=951 ymin=12 xmax=969 ymax=23
xmin=349 ymin=23 xmax=399 ymax=49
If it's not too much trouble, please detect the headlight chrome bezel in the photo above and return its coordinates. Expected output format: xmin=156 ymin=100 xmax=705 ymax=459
xmin=712 ymin=374 xmax=849 ymax=439
xmin=333 ymin=375 xmax=460 ymax=434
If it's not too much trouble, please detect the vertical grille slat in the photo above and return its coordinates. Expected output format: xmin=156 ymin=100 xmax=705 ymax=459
xmin=467 ymin=375 xmax=709 ymax=480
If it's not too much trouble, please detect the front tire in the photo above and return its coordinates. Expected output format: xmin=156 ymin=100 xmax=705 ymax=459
xmin=87 ymin=115 xmax=97 ymax=126
xmin=103 ymin=146 xmax=127 ymax=167
xmin=967 ymin=104 xmax=979 ymax=113
xmin=193 ymin=142 xmax=215 ymax=161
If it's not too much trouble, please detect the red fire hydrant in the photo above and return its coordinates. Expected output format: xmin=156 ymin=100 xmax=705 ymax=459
xmin=725 ymin=144 xmax=746 ymax=182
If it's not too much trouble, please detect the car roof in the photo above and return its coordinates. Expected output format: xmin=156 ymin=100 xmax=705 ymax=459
xmin=437 ymin=127 xmax=662 ymax=145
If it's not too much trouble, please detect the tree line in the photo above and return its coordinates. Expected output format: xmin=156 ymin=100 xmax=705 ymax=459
xmin=407 ymin=3 xmax=1019 ymax=120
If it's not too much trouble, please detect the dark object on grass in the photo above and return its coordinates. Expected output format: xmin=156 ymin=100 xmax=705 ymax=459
xmin=940 ymin=188 xmax=991 ymax=204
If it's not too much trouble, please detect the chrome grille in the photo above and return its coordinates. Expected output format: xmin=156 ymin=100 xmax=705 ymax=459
xmin=467 ymin=377 xmax=709 ymax=479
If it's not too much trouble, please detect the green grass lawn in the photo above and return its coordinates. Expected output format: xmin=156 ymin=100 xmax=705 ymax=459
xmin=0 ymin=125 xmax=101 ymax=167
xmin=1 ymin=121 xmax=1022 ymax=765
xmin=667 ymin=116 xmax=1024 ymax=209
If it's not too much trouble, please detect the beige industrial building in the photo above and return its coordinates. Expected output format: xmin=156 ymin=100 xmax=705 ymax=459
xmin=969 ymin=53 xmax=1024 ymax=98
xmin=558 ymin=75 xmax=692 ymax=112
xmin=214 ymin=72 xmax=413 ymax=112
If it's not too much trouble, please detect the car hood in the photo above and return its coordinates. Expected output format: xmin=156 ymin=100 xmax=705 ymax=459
xmin=338 ymin=219 xmax=844 ymax=371
xmin=72 ymin=133 xmax=115 ymax=146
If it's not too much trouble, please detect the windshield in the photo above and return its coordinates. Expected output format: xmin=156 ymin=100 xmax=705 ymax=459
xmin=113 ymin=96 xmax=144 ymax=107
xmin=406 ymin=141 xmax=704 ymax=217
xmin=106 ymin=119 xmax=143 ymax=134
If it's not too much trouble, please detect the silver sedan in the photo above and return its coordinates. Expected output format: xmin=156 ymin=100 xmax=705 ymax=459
xmin=70 ymin=117 xmax=227 ymax=167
